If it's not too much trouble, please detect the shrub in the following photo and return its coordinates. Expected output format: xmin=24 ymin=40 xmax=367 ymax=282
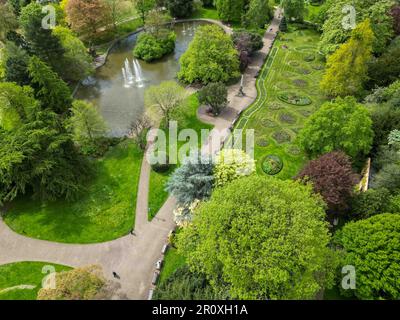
xmin=133 ymin=32 xmax=176 ymax=62
xmin=214 ymin=149 xmax=256 ymax=187
xmin=166 ymin=153 xmax=214 ymax=206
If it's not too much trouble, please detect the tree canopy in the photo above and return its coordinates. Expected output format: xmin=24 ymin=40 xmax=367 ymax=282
xmin=320 ymin=19 xmax=374 ymax=98
xmin=178 ymin=24 xmax=240 ymax=84
xmin=338 ymin=213 xmax=400 ymax=300
xmin=177 ymin=175 xmax=335 ymax=299
xmin=298 ymin=96 xmax=373 ymax=159
xmin=297 ymin=151 xmax=359 ymax=212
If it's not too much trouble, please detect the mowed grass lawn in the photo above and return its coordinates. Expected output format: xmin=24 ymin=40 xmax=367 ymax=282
xmin=0 ymin=262 xmax=71 ymax=300
xmin=237 ymin=25 xmax=327 ymax=179
xmin=148 ymin=94 xmax=213 ymax=220
xmin=5 ymin=140 xmax=143 ymax=243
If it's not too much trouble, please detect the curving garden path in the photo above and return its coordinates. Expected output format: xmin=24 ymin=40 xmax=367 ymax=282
xmin=0 ymin=9 xmax=282 ymax=300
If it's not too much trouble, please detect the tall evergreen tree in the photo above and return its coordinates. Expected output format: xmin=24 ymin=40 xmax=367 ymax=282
xmin=28 ymin=56 xmax=72 ymax=114
xmin=19 ymin=2 xmax=65 ymax=75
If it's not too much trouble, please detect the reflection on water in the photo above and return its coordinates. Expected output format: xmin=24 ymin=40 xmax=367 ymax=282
xmin=75 ymin=21 xmax=208 ymax=136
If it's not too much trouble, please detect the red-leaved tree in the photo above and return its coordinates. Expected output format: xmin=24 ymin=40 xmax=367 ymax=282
xmin=66 ymin=0 xmax=112 ymax=40
xmin=391 ymin=5 xmax=400 ymax=35
xmin=296 ymin=151 xmax=359 ymax=213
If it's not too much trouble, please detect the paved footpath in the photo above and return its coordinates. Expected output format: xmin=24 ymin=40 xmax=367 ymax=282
xmin=0 ymin=9 xmax=282 ymax=300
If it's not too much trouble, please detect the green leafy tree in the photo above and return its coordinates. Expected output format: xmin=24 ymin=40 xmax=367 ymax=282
xmin=0 ymin=82 xmax=38 ymax=131
xmin=133 ymin=32 xmax=176 ymax=62
xmin=242 ymin=0 xmax=272 ymax=29
xmin=67 ymin=100 xmax=108 ymax=146
xmin=177 ymin=175 xmax=336 ymax=299
xmin=3 ymin=41 xmax=30 ymax=86
xmin=298 ymin=96 xmax=374 ymax=159
xmin=144 ymin=81 xmax=188 ymax=127
xmin=0 ymin=106 xmax=91 ymax=204
xmin=338 ymin=213 xmax=400 ymax=300
xmin=134 ymin=0 xmax=156 ymax=24
xmin=370 ymin=103 xmax=400 ymax=155
xmin=215 ymin=0 xmax=245 ymax=22
xmin=0 ymin=1 xmax=18 ymax=42
xmin=19 ymin=2 xmax=65 ymax=75
xmin=280 ymin=15 xmax=288 ymax=31
xmin=350 ymin=188 xmax=391 ymax=220
xmin=198 ymin=82 xmax=228 ymax=116
xmin=320 ymin=19 xmax=374 ymax=98
xmin=319 ymin=0 xmax=395 ymax=55
xmin=166 ymin=0 xmax=194 ymax=18
xmin=371 ymin=145 xmax=400 ymax=192
xmin=367 ymin=36 xmax=400 ymax=88
xmin=178 ymin=24 xmax=240 ymax=84
xmin=166 ymin=153 xmax=214 ymax=206
xmin=28 ymin=56 xmax=72 ymax=114
xmin=214 ymin=149 xmax=255 ymax=187
xmin=52 ymin=26 xmax=94 ymax=82
xmin=281 ymin=0 xmax=306 ymax=22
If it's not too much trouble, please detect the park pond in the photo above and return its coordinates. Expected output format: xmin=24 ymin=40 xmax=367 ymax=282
xmin=75 ymin=21 xmax=209 ymax=136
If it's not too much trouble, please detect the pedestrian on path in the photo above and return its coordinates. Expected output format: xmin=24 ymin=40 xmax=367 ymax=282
xmin=130 ymin=229 xmax=136 ymax=236
xmin=112 ymin=271 xmax=120 ymax=279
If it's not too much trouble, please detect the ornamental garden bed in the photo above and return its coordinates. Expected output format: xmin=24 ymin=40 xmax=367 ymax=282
xmin=278 ymin=93 xmax=312 ymax=106
xmin=261 ymin=155 xmax=283 ymax=175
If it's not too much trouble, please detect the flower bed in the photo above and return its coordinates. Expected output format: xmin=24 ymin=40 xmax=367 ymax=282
xmin=272 ymin=130 xmax=291 ymax=144
xmin=278 ymin=93 xmax=312 ymax=106
xmin=261 ymin=155 xmax=283 ymax=175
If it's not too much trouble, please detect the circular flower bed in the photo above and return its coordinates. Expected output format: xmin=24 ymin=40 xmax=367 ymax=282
xmin=261 ymin=118 xmax=277 ymax=128
xmin=293 ymin=79 xmax=308 ymax=87
xmin=288 ymin=61 xmax=300 ymax=67
xmin=279 ymin=112 xmax=296 ymax=124
xmin=312 ymin=64 xmax=324 ymax=70
xmin=261 ymin=155 xmax=283 ymax=175
xmin=278 ymin=93 xmax=312 ymax=106
xmin=298 ymin=68 xmax=311 ymax=75
xmin=256 ymin=137 xmax=269 ymax=147
xmin=272 ymin=130 xmax=291 ymax=144
xmin=299 ymin=109 xmax=313 ymax=117
xmin=304 ymin=54 xmax=315 ymax=62
xmin=269 ymin=102 xmax=284 ymax=110
xmin=286 ymin=145 xmax=301 ymax=155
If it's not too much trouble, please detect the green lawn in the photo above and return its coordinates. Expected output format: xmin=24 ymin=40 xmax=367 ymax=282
xmin=5 ymin=140 xmax=143 ymax=243
xmin=0 ymin=262 xmax=71 ymax=300
xmin=232 ymin=25 xmax=327 ymax=179
xmin=158 ymin=248 xmax=186 ymax=284
xmin=148 ymin=94 xmax=213 ymax=220
xmin=191 ymin=7 xmax=220 ymax=20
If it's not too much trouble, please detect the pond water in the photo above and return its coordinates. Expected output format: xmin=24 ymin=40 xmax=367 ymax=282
xmin=75 ymin=21 xmax=209 ymax=136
